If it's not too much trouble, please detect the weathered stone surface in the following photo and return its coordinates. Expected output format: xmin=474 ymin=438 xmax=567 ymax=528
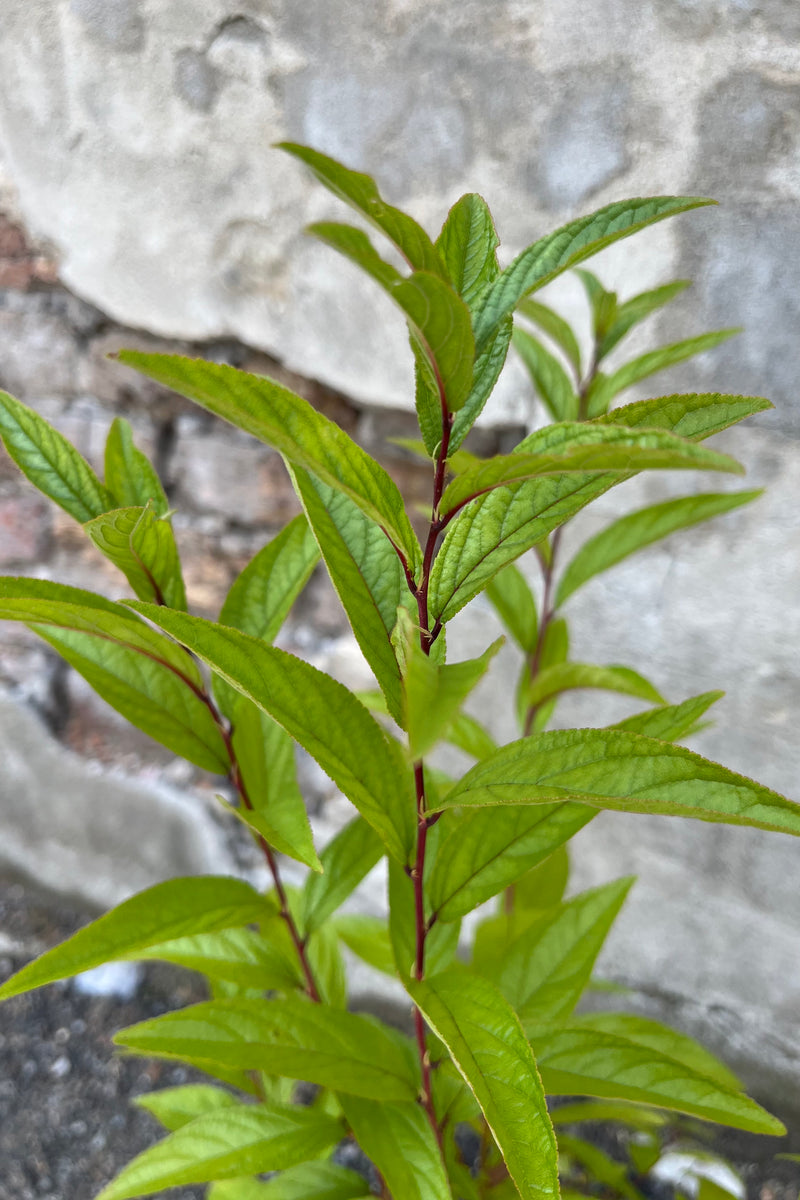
xmin=0 ymin=491 xmax=52 ymax=565
xmin=0 ymin=692 xmax=236 ymax=909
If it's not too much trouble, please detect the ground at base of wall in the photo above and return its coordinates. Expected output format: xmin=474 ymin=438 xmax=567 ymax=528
xmin=0 ymin=875 xmax=798 ymax=1200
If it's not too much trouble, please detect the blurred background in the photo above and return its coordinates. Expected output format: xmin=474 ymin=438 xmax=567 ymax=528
xmin=0 ymin=2 xmax=798 ymax=1196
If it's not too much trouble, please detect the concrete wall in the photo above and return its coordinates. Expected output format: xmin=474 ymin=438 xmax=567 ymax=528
xmin=0 ymin=0 xmax=799 ymax=1110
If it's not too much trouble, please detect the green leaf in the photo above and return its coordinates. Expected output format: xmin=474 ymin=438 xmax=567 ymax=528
xmin=435 ymin=728 xmax=800 ymax=838
xmin=430 ymin=392 xmax=769 ymax=625
xmin=341 ymin=1096 xmax=452 ymax=1200
xmin=494 ymin=879 xmax=634 ymax=1022
xmin=0 ymin=577 xmax=228 ymax=771
xmin=559 ymin=490 xmax=761 ymax=606
xmin=557 ymin=1133 xmax=646 ymax=1200
xmin=332 ymin=914 xmax=395 ymax=975
xmin=133 ymin=924 xmax=302 ymax=993
xmin=436 ymin=192 xmax=500 ymax=307
xmin=586 ymin=329 xmax=739 ymax=417
xmin=514 ymin=327 xmax=579 ymax=422
xmin=473 ymin=196 xmax=714 ymax=350
xmin=300 ymin=816 xmax=384 ymax=936
xmin=429 ymin=803 xmax=594 ymax=923
xmin=104 ymin=417 xmax=170 ymax=514
xmin=228 ymin=702 xmax=320 ymax=872
xmin=517 ymin=298 xmax=582 ymax=376
xmin=116 ymin=998 xmax=419 ymax=1102
xmin=403 ymin=634 xmax=503 ymax=760
xmin=516 ymin=616 xmax=570 ymax=734
xmin=409 ymin=968 xmax=559 ymax=1200
xmin=570 ymin=1012 xmax=742 ymax=1092
xmin=84 ymin=502 xmax=187 ymax=609
xmin=0 ymin=388 xmax=113 ymax=521
xmin=610 ymin=692 xmax=724 ymax=741
xmin=549 ymin=1098 xmax=666 ymax=1128
xmin=289 ymin=465 xmax=409 ymax=724
xmin=445 ymin=711 xmax=499 ymax=761
xmin=134 ymin=1084 xmax=240 ymax=1132
xmin=438 ymin=426 xmax=743 ymax=520
xmin=522 ymin=663 xmax=665 ymax=711
xmin=306 ymin=922 xmax=348 ymax=1009
xmin=219 ymin=513 xmax=320 ymax=644
xmin=598 ymin=280 xmax=690 ymax=360
xmin=94 ymin=1105 xmax=344 ymax=1199
xmin=116 ymin=352 xmax=421 ymax=573
xmin=309 ymin=225 xmax=475 ymax=414
xmin=209 ymin=1162 xmax=373 ymax=1199
xmin=279 ymin=142 xmax=446 ymax=278
xmin=0 ymin=876 xmax=272 ymax=1001
xmin=530 ymin=1024 xmax=784 ymax=1135
xmin=125 ymin=605 xmax=416 ymax=863
xmin=388 ymin=851 xmax=461 ymax=980
xmin=576 ymin=269 xmax=617 ymax=339
xmin=449 ymin=316 xmax=514 ymax=453
xmin=514 ymin=844 xmax=570 ymax=914
xmin=594 ymin=392 xmax=773 ymax=439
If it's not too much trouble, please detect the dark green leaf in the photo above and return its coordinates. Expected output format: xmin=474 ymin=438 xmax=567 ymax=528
xmin=410 ymin=968 xmax=559 ymax=1200
xmin=449 ymin=316 xmax=514 ymax=453
xmin=0 ymin=577 xmax=228 ymax=772
xmin=209 ymin=1162 xmax=373 ymax=1199
xmin=289 ymin=465 xmax=409 ymax=724
xmin=557 ymin=1133 xmax=646 ymax=1200
xmin=116 ymin=998 xmax=419 ymax=1101
xmin=278 ymin=142 xmax=446 ymax=278
xmin=341 ymin=1097 xmax=452 ymax=1200
xmin=514 ymin=327 xmax=579 ymax=422
xmin=473 ymin=196 xmax=714 ymax=350
xmin=84 ymin=502 xmax=187 ymax=609
xmin=522 ymin=663 xmax=665 ymax=711
xmin=429 ymin=803 xmax=593 ymax=923
xmin=495 ymin=879 xmax=634 ymax=1022
xmin=104 ymin=417 xmax=170 ymax=514
xmin=598 ymin=280 xmax=690 ymax=359
xmin=125 ymin=605 xmax=416 ymax=863
xmin=116 ymin=352 xmax=421 ymax=573
xmin=0 ymin=877 xmax=272 ymax=1001
xmin=307 ymin=226 xmax=474 ymax=414
xmin=0 ymin=388 xmax=113 ymax=521
xmin=611 ymin=691 xmax=724 ymax=741
xmin=438 ymin=427 xmax=742 ymax=520
xmin=549 ymin=1099 xmax=666 ymax=1128
xmin=94 ymin=1105 xmax=344 ymax=1199
xmin=517 ymin=298 xmax=582 ymax=376
xmin=436 ymin=193 xmax=500 ymax=307
xmin=300 ymin=816 xmax=384 ymax=936
xmin=557 ymin=490 xmax=762 ymax=606
xmin=530 ymin=1024 xmax=784 ymax=1135
xmin=134 ymin=1085 xmax=240 ymax=1132
xmin=435 ymin=728 xmax=800 ymax=838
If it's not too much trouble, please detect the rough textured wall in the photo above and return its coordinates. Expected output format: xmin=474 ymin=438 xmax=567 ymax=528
xmin=0 ymin=0 xmax=799 ymax=1113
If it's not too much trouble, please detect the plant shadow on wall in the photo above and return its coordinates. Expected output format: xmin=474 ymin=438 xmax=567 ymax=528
xmin=0 ymin=143 xmax=798 ymax=1200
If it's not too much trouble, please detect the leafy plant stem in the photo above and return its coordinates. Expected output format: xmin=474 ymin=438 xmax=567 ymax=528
xmin=523 ymin=526 xmax=562 ymax=738
xmin=203 ymin=688 xmax=322 ymax=1003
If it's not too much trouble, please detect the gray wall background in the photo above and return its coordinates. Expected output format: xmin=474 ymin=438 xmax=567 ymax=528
xmin=0 ymin=0 xmax=798 ymax=1113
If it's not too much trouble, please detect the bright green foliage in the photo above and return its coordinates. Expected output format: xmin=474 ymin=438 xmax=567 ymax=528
xmin=412 ymin=969 xmax=559 ymax=1200
xmin=0 ymin=387 xmax=113 ymax=520
xmin=115 ymin=998 xmax=419 ymax=1101
xmin=0 ymin=877 xmax=272 ymax=1000
xmin=104 ymin=417 xmax=170 ymax=513
xmin=0 ymin=143 xmax=792 ymax=1200
xmin=93 ymin=1106 xmax=345 ymax=1199
xmin=85 ymin=502 xmax=187 ymax=609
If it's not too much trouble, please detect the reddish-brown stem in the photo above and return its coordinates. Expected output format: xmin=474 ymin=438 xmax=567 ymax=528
xmin=200 ymin=691 xmax=321 ymax=1003
xmin=522 ymin=526 xmax=561 ymax=738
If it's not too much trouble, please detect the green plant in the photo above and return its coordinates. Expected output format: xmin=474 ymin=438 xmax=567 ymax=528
xmin=0 ymin=142 xmax=795 ymax=1200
